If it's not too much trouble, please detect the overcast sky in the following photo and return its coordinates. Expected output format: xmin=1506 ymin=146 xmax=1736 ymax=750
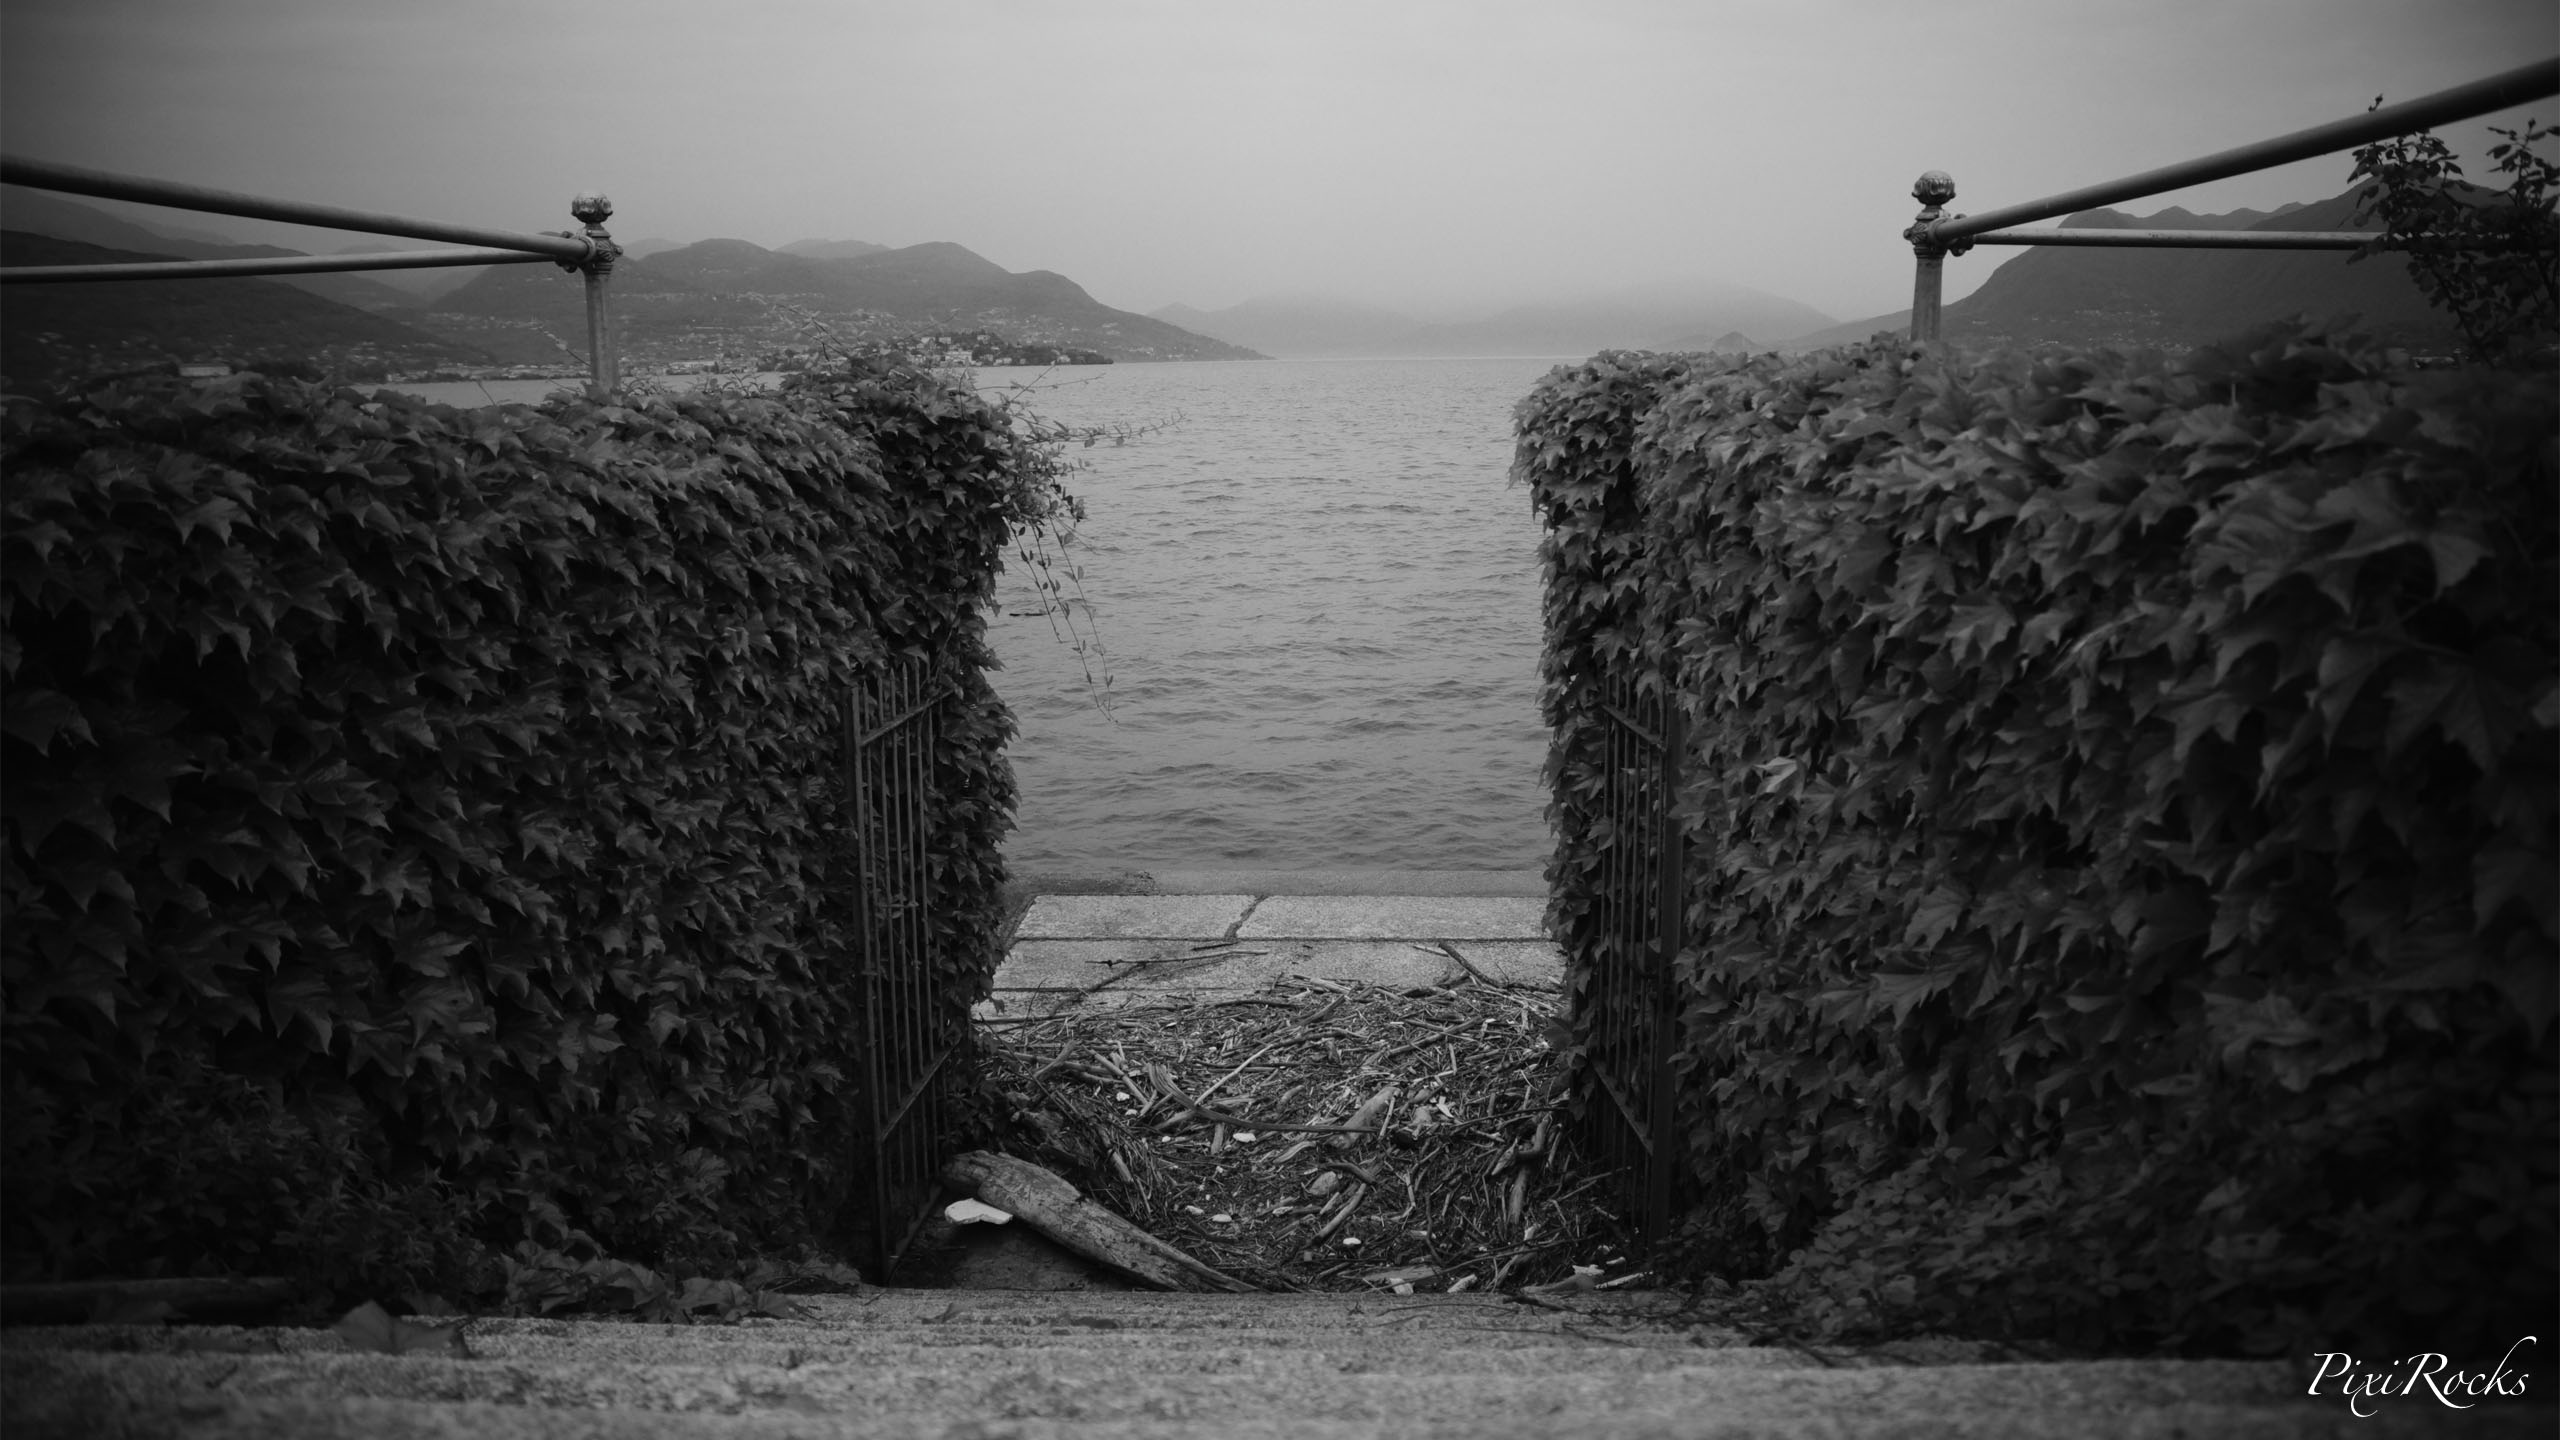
xmin=4 ymin=0 xmax=2552 ymax=323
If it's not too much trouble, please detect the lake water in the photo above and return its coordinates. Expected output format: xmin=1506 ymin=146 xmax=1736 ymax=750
xmin=391 ymin=358 xmax=1571 ymax=873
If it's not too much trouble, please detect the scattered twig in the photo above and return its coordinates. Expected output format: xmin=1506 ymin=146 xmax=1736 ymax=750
xmin=978 ymin=977 xmax=1630 ymax=1292
xmin=1434 ymin=942 xmax=1504 ymax=988
xmin=1090 ymin=950 xmax=1271 ymax=967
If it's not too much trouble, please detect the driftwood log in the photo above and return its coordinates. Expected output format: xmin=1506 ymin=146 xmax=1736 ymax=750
xmin=942 ymin=1150 xmax=1257 ymax=1293
xmin=0 ymin=1276 xmax=299 ymax=1325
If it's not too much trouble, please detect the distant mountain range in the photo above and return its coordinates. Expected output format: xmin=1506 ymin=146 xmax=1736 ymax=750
xmin=426 ymin=236 xmax=1260 ymax=364
xmin=1781 ymin=190 xmax=2456 ymax=354
xmin=1151 ymin=295 xmax=1437 ymax=358
xmin=779 ymin=237 xmax=890 ymax=261
xmin=0 ymin=193 xmax=1259 ymax=383
xmin=1152 ymin=282 xmax=1839 ymax=358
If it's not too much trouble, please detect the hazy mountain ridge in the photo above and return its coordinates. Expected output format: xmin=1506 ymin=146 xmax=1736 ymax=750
xmin=1150 ymin=295 xmax=1439 ymax=357
xmin=1780 ymin=190 xmax=2452 ymax=354
xmin=1153 ymin=282 xmax=1839 ymax=358
xmin=433 ymin=236 xmax=1260 ymax=363
xmin=780 ymin=237 xmax=890 ymax=260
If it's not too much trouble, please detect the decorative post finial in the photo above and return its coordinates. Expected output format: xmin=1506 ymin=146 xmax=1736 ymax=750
xmin=569 ymin=192 xmax=621 ymax=270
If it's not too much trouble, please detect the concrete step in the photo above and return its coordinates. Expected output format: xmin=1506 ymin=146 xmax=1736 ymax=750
xmin=7 ymin=1289 xmax=2522 ymax=1439
xmin=987 ymin=895 xmax=1565 ymax=1018
xmin=1011 ymin=895 xmax=1550 ymax=943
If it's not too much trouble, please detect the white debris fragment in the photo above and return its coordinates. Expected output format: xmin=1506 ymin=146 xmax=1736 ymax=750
xmin=944 ymin=1199 xmax=1013 ymax=1226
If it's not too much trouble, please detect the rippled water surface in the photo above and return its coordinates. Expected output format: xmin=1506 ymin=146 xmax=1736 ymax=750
xmin=983 ymin=357 xmax=1566 ymax=873
xmin=395 ymin=359 xmax=1569 ymax=872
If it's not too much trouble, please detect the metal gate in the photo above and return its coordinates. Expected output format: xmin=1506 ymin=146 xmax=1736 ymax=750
xmin=1578 ymin=668 xmax=1686 ymax=1247
xmin=844 ymin=657 xmax=955 ymax=1280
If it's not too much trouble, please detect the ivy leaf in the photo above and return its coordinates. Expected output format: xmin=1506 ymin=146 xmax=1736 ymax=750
xmin=1872 ymin=969 xmax=1960 ymax=1027
xmin=1 ymin=690 xmax=91 ymax=753
xmin=1904 ymin=889 xmax=1967 ymax=950
xmin=2475 ymin=846 xmax=2557 ymax=935
xmin=173 ymin=496 xmax=245 ymax=545
xmin=2422 ymin=527 xmax=2492 ymax=591
xmin=2488 ymin=948 xmax=2558 ymax=1037
xmin=2314 ymin=632 xmax=2400 ymax=740
xmin=2206 ymin=993 xmax=2318 ymax=1064
xmin=2384 ymin=661 xmax=2504 ymax=770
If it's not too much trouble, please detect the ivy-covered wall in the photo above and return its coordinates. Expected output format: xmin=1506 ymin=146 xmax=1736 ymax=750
xmin=0 ymin=362 xmax=1039 ymax=1299
xmin=1518 ymin=322 xmax=2556 ymax=1354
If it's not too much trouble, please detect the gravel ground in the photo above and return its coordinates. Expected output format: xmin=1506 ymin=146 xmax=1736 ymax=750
xmin=7 ymin=1289 xmax=2546 ymax=1438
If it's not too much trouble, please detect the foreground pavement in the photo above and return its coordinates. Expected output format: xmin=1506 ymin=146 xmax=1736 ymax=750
xmin=10 ymin=1288 xmax=2528 ymax=1438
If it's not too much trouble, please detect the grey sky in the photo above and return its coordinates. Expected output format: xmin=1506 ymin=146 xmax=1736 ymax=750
xmin=4 ymin=0 xmax=2552 ymax=322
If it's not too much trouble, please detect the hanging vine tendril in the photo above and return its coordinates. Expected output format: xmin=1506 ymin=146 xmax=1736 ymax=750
xmin=755 ymin=301 xmax=1177 ymax=720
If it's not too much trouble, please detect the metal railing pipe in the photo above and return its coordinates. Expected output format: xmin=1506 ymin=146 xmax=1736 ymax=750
xmin=3 ymin=154 xmax=626 ymax=400
xmin=1967 ymin=228 xmax=2374 ymax=250
xmin=0 ymin=154 xmax=592 ymax=262
xmin=1928 ymin=58 xmax=2558 ymax=247
xmin=1 ymin=247 xmax=560 ymax=284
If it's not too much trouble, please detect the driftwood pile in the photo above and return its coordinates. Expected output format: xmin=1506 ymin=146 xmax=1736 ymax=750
xmin=978 ymin=971 xmax=1638 ymax=1293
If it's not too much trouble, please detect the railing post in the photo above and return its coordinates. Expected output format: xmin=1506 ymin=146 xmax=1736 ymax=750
xmin=1903 ymin=171 xmax=1963 ymax=344
xmin=570 ymin=192 xmax=622 ymax=401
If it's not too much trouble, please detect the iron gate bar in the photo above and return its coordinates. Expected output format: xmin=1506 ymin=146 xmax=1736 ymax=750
xmin=0 ymin=154 xmax=593 ymax=261
xmin=854 ymin=682 xmax=954 ymax=749
xmin=876 ymin=1051 xmax=953 ymax=1137
xmin=3 ymin=248 xmax=563 ymax=283
xmin=1594 ymin=1068 xmax=1650 ymax=1145
xmin=1645 ymin=693 xmax=1684 ymax=1244
xmin=1578 ymin=667 xmax=1683 ymax=1250
xmin=1598 ymin=700 xmax=1663 ymax=750
xmin=845 ymin=657 xmax=952 ymax=1281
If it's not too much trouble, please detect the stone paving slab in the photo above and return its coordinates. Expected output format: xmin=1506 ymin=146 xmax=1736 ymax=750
xmin=1440 ymin=940 xmax=1567 ymax=990
xmin=1013 ymin=894 xmax=1253 ymax=939
xmin=1237 ymin=894 xmax=1547 ymax=940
